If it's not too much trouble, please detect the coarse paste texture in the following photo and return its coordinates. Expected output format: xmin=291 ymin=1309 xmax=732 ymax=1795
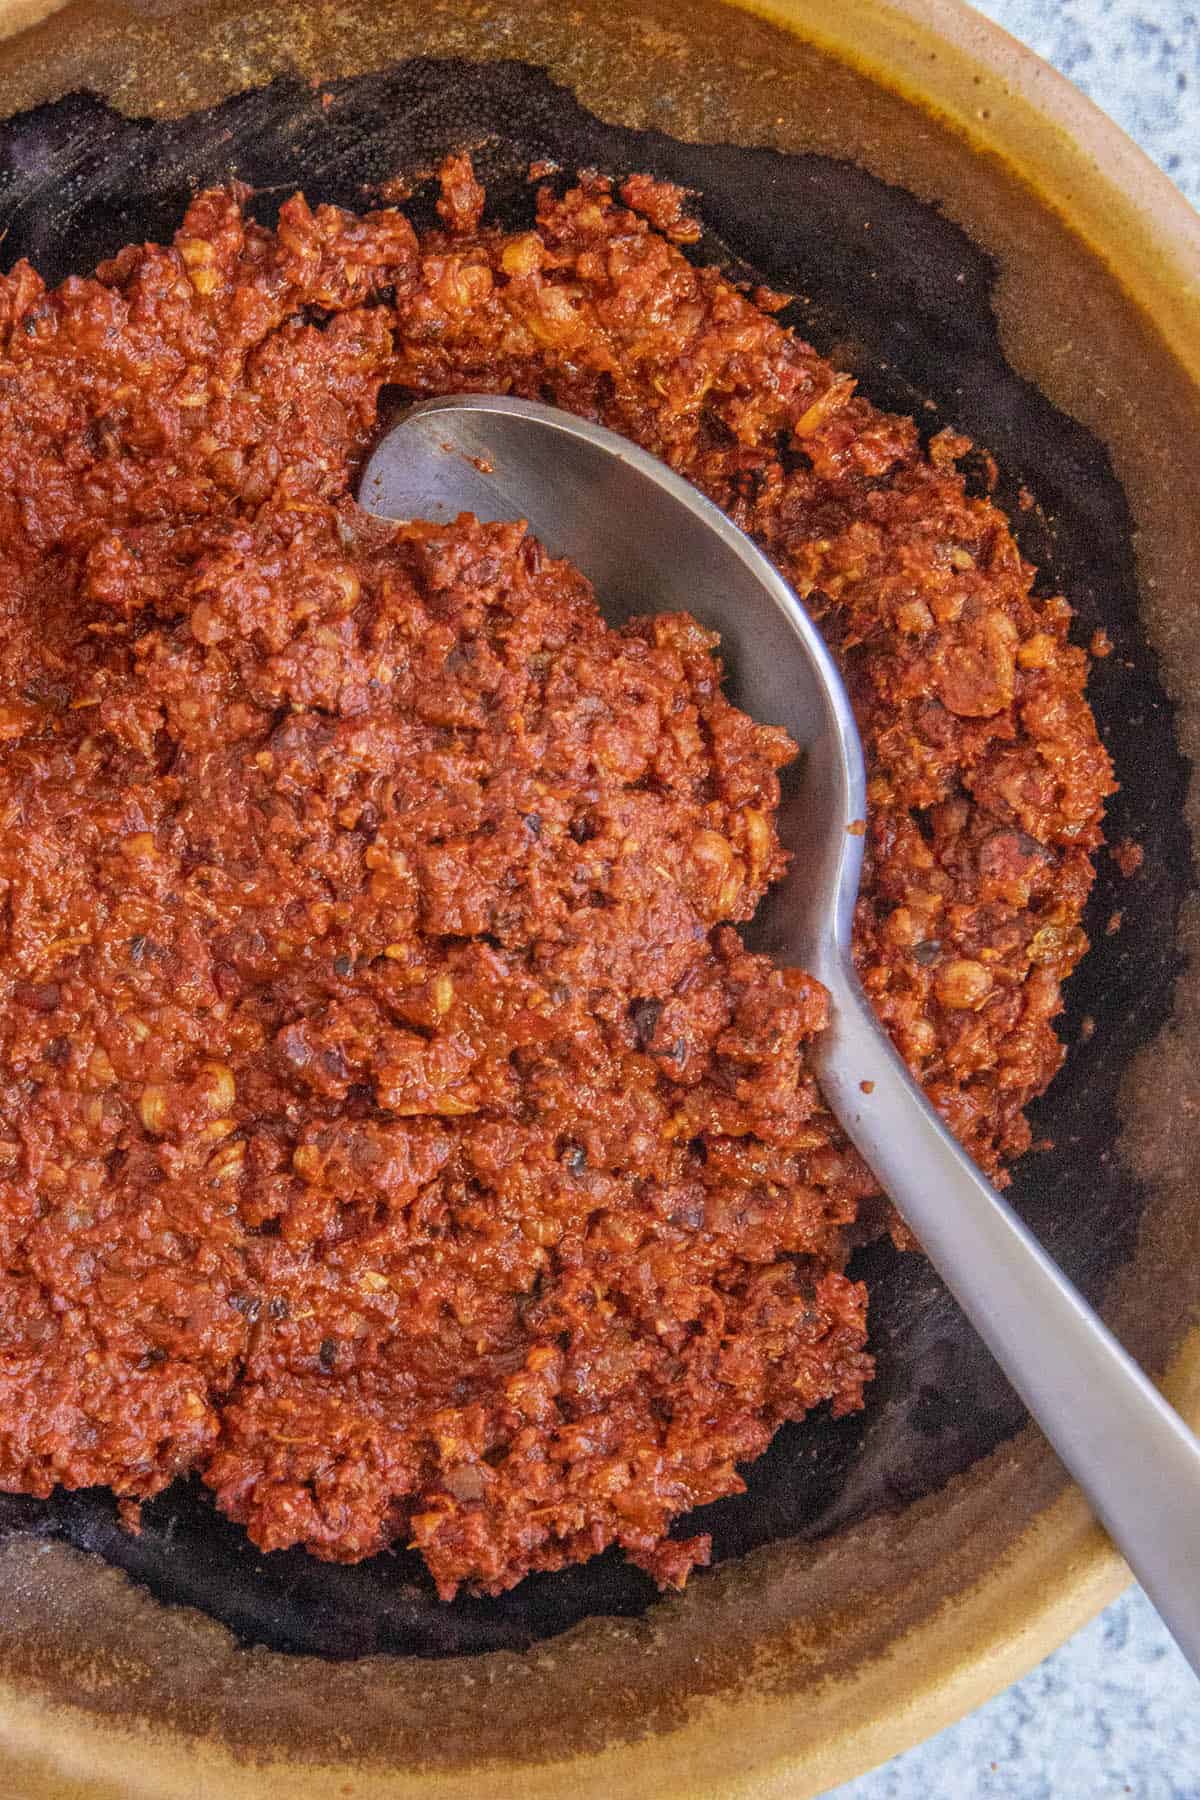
xmin=0 ymin=156 xmax=1113 ymax=1598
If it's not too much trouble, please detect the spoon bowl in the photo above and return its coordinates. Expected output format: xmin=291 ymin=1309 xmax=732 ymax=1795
xmin=359 ymin=391 xmax=1200 ymax=1677
xmin=359 ymin=391 xmax=866 ymax=979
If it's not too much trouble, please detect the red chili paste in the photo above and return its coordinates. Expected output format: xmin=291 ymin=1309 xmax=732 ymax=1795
xmin=0 ymin=157 xmax=1113 ymax=1596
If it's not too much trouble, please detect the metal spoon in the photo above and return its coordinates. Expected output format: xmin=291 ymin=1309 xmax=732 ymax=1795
xmin=359 ymin=392 xmax=1200 ymax=1675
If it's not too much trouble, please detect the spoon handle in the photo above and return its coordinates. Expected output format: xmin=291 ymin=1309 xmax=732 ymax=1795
xmin=818 ymin=957 xmax=1200 ymax=1680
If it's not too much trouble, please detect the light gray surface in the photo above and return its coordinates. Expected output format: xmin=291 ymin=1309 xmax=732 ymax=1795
xmin=830 ymin=2 xmax=1200 ymax=1795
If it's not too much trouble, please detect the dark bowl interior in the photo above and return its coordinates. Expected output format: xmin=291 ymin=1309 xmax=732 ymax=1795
xmin=0 ymin=54 xmax=1188 ymax=1661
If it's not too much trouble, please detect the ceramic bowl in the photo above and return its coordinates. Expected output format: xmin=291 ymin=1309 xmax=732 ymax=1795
xmin=0 ymin=2 xmax=1197 ymax=1794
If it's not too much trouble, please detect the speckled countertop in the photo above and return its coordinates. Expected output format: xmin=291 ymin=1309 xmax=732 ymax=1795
xmin=831 ymin=3 xmax=1200 ymax=1795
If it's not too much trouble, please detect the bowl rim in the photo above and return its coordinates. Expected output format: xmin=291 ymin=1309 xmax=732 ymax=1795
xmin=0 ymin=0 xmax=1196 ymax=1793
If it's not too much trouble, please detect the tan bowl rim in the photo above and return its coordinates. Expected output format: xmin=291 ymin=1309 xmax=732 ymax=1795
xmin=0 ymin=2 xmax=1196 ymax=1795
xmin=749 ymin=0 xmax=1200 ymax=358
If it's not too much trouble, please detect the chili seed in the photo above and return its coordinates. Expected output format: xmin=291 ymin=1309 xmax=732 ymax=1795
xmin=630 ymin=997 xmax=663 ymax=1048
